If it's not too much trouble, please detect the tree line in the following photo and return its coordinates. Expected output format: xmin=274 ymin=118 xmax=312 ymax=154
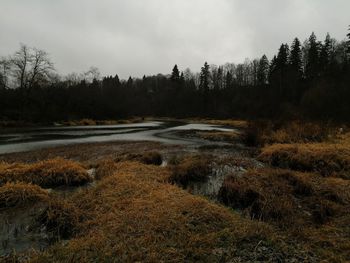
xmin=1 ymin=28 xmax=350 ymax=122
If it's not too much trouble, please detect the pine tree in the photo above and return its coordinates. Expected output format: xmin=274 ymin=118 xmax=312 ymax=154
xmin=257 ymin=55 xmax=269 ymax=85
xmin=347 ymin=26 xmax=350 ymax=59
xmin=171 ymin=64 xmax=180 ymax=82
xmin=305 ymin=32 xmax=320 ymax=79
xmin=319 ymin=33 xmax=332 ymax=73
xmin=276 ymin=44 xmax=289 ymax=70
xmin=225 ymin=71 xmax=233 ymax=89
xmin=199 ymin=62 xmax=210 ymax=92
xmin=289 ymin=38 xmax=303 ymax=78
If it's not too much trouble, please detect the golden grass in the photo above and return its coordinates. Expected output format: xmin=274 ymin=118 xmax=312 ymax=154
xmin=243 ymin=120 xmax=332 ymax=146
xmin=218 ymin=168 xmax=350 ymax=226
xmin=37 ymin=199 xmax=83 ymax=239
xmin=205 ymin=119 xmax=248 ymax=129
xmin=0 ymin=182 xmax=48 ymax=208
xmin=116 ymin=151 xmax=163 ymax=166
xmin=259 ymin=143 xmax=350 ymax=177
xmin=0 ymin=158 xmax=91 ymax=188
xmin=196 ymin=131 xmax=240 ymax=142
xmin=29 ymin=161 xmax=295 ymax=262
xmin=168 ymin=155 xmax=212 ymax=187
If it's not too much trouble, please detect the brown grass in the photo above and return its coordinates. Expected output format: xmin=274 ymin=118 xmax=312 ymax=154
xmin=259 ymin=143 xmax=350 ymax=177
xmin=242 ymin=120 xmax=333 ymax=147
xmin=168 ymin=155 xmax=212 ymax=187
xmin=196 ymin=131 xmax=240 ymax=142
xmin=0 ymin=182 xmax=48 ymax=208
xmin=37 ymin=199 xmax=83 ymax=239
xmin=219 ymin=168 xmax=350 ymax=227
xmin=204 ymin=119 xmax=248 ymax=129
xmin=116 ymin=151 xmax=163 ymax=165
xmin=0 ymin=158 xmax=91 ymax=188
xmin=61 ymin=118 xmax=142 ymax=126
xmin=28 ymin=162 xmax=300 ymax=262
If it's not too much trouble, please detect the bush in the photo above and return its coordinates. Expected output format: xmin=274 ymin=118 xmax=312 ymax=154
xmin=0 ymin=182 xmax=48 ymax=208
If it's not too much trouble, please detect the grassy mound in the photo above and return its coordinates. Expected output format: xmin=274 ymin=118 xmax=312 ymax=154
xmin=0 ymin=158 xmax=91 ymax=188
xmin=242 ymin=121 xmax=332 ymax=146
xmin=29 ymin=162 xmax=302 ymax=262
xmin=219 ymin=168 xmax=350 ymax=226
xmin=116 ymin=151 xmax=163 ymax=166
xmin=168 ymin=155 xmax=212 ymax=187
xmin=259 ymin=143 xmax=350 ymax=177
xmin=37 ymin=199 xmax=82 ymax=239
xmin=0 ymin=182 xmax=48 ymax=208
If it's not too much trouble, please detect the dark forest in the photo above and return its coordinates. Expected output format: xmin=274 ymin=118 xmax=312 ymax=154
xmin=1 ymin=29 xmax=350 ymax=122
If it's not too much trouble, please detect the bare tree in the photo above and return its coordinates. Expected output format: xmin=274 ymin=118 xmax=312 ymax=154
xmin=11 ymin=44 xmax=30 ymax=89
xmin=0 ymin=57 xmax=11 ymax=89
xmin=28 ymin=48 xmax=54 ymax=89
xmin=10 ymin=44 xmax=55 ymax=89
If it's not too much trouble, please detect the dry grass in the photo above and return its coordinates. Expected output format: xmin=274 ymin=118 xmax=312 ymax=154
xmin=219 ymin=168 xmax=350 ymax=225
xmin=168 ymin=155 xmax=212 ymax=187
xmin=205 ymin=119 xmax=248 ymax=129
xmin=242 ymin=120 xmax=333 ymax=147
xmin=28 ymin=162 xmax=301 ymax=262
xmin=61 ymin=118 xmax=142 ymax=126
xmin=0 ymin=158 xmax=91 ymax=188
xmin=196 ymin=131 xmax=240 ymax=142
xmin=0 ymin=182 xmax=48 ymax=208
xmin=37 ymin=199 xmax=83 ymax=239
xmin=116 ymin=151 xmax=163 ymax=166
xmin=94 ymin=159 xmax=120 ymax=180
xmin=259 ymin=143 xmax=350 ymax=178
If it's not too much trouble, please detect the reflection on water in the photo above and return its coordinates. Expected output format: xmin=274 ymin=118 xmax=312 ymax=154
xmin=0 ymin=121 xmax=237 ymax=154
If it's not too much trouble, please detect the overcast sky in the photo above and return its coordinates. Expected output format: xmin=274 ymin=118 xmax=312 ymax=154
xmin=0 ymin=0 xmax=349 ymax=79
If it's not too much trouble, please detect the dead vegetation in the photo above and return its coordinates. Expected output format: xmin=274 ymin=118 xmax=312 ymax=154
xmin=168 ymin=155 xmax=212 ymax=187
xmin=195 ymin=131 xmax=240 ymax=142
xmin=0 ymin=158 xmax=91 ymax=188
xmin=28 ymin=161 xmax=303 ymax=262
xmin=61 ymin=118 xmax=142 ymax=126
xmin=37 ymin=198 xmax=83 ymax=239
xmin=259 ymin=142 xmax=350 ymax=178
xmin=242 ymin=120 xmax=334 ymax=146
xmin=116 ymin=151 xmax=163 ymax=165
xmin=219 ymin=168 xmax=350 ymax=225
xmin=0 ymin=182 xmax=48 ymax=208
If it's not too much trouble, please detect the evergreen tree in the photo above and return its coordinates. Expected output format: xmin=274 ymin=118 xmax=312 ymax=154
xmin=257 ymin=55 xmax=269 ymax=85
xmin=170 ymin=64 xmax=180 ymax=82
xmin=347 ymin=26 xmax=350 ymax=59
xmin=289 ymin=38 xmax=303 ymax=78
xmin=268 ymin=56 xmax=277 ymax=83
xmin=225 ymin=71 xmax=233 ymax=89
xmin=319 ymin=33 xmax=332 ymax=73
xmin=305 ymin=32 xmax=320 ymax=79
xmin=199 ymin=62 xmax=210 ymax=92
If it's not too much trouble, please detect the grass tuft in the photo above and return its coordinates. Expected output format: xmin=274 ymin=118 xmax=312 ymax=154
xmin=0 ymin=182 xmax=48 ymax=208
xmin=168 ymin=155 xmax=212 ymax=187
xmin=0 ymin=158 xmax=91 ymax=188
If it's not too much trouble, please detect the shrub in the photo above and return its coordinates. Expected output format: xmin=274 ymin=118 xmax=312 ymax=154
xmin=0 ymin=158 xmax=92 ymax=188
xmin=0 ymin=182 xmax=48 ymax=208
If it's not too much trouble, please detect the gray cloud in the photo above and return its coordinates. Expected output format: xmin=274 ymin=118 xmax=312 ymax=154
xmin=0 ymin=0 xmax=349 ymax=78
